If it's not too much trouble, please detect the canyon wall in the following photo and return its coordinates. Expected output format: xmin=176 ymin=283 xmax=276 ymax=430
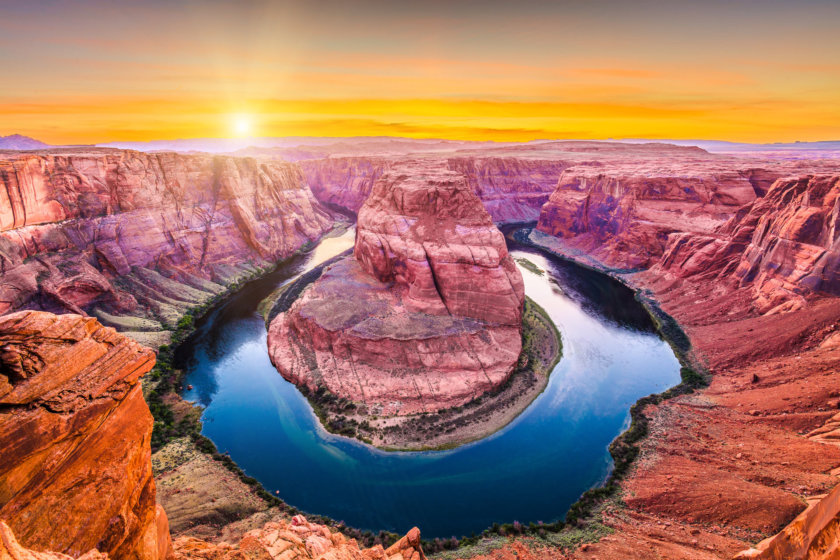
xmin=444 ymin=157 xmax=569 ymax=222
xmin=299 ymin=156 xmax=568 ymax=223
xmin=299 ymin=157 xmax=391 ymax=215
xmin=0 ymin=149 xmax=333 ymax=343
xmin=0 ymin=310 xmax=171 ymax=560
xmin=656 ymin=174 xmax=840 ymax=313
xmin=535 ymin=165 xmax=769 ymax=269
xmin=269 ymin=160 xmax=524 ymax=415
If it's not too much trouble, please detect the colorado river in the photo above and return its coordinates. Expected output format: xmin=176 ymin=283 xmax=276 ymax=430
xmin=177 ymin=226 xmax=681 ymax=538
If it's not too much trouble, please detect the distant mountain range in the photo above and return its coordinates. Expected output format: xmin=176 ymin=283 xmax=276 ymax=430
xmin=0 ymin=134 xmax=50 ymax=150
xmin=3 ymin=133 xmax=839 ymax=155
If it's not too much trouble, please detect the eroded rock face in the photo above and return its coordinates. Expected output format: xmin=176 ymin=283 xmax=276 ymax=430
xmin=172 ymin=515 xmax=425 ymax=560
xmin=354 ymin=163 xmax=524 ymax=323
xmin=0 ymin=150 xmax=333 ymax=327
xmin=0 ymin=522 xmax=107 ymax=560
xmin=655 ymin=174 xmax=840 ymax=313
xmin=0 ymin=310 xmax=171 ymax=560
xmin=536 ymin=165 xmax=768 ymax=269
xmin=269 ymin=161 xmax=524 ymax=415
xmin=445 ymin=157 xmax=569 ymax=223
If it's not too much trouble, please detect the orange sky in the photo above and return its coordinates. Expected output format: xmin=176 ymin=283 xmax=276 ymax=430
xmin=2 ymin=0 xmax=839 ymax=144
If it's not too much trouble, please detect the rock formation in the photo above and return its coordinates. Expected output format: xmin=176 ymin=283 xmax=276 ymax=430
xmin=0 ymin=522 xmax=107 ymax=560
xmin=268 ymin=160 xmax=524 ymax=415
xmin=172 ymin=515 xmax=425 ymax=560
xmin=299 ymin=157 xmax=391 ymax=216
xmin=0 ymin=149 xmax=333 ymax=343
xmin=445 ymin=156 xmax=569 ymax=223
xmin=0 ymin=310 xmax=171 ymax=560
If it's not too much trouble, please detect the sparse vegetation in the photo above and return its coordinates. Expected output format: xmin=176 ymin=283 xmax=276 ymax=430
xmin=515 ymin=257 xmax=545 ymax=276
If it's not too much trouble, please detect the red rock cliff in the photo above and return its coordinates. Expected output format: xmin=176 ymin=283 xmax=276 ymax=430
xmin=535 ymin=164 xmax=767 ymax=269
xmin=268 ymin=160 xmax=524 ymax=415
xmin=354 ymin=161 xmax=524 ymax=324
xmin=445 ymin=156 xmax=569 ymax=223
xmin=656 ymin=174 xmax=840 ymax=313
xmin=0 ymin=150 xmax=333 ymax=329
xmin=0 ymin=310 xmax=171 ymax=560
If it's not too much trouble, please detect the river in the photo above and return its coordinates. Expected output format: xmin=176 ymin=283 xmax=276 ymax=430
xmin=176 ymin=226 xmax=681 ymax=538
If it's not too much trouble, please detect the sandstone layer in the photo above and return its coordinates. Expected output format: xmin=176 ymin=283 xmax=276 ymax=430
xmin=656 ymin=174 xmax=840 ymax=313
xmin=269 ymin=160 xmax=524 ymax=416
xmin=735 ymin=480 xmax=840 ymax=559
xmin=0 ymin=521 xmax=107 ymax=560
xmin=535 ymin=163 xmax=774 ymax=269
xmin=0 ymin=310 xmax=171 ymax=560
xmin=0 ymin=149 xmax=333 ymax=343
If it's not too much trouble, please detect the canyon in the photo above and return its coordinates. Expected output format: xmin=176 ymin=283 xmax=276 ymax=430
xmin=2 ymin=139 xmax=840 ymax=560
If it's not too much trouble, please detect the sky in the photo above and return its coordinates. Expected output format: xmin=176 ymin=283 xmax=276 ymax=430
xmin=1 ymin=0 xmax=839 ymax=144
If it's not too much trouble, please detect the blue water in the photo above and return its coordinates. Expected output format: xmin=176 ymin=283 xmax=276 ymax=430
xmin=177 ymin=228 xmax=681 ymax=539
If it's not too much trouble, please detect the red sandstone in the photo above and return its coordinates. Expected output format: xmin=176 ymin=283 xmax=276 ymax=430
xmin=269 ymin=159 xmax=524 ymax=415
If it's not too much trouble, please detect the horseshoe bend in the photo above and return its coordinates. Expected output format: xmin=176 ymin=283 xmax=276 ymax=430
xmin=1 ymin=137 xmax=840 ymax=560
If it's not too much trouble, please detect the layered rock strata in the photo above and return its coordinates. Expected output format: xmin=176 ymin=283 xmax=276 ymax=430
xmin=525 ymin=170 xmax=840 ymax=558
xmin=655 ymin=174 xmax=840 ymax=313
xmin=0 ymin=522 xmax=107 ymax=560
xmin=172 ymin=515 xmax=425 ymax=560
xmin=535 ymin=164 xmax=774 ymax=269
xmin=0 ymin=310 xmax=171 ymax=560
xmin=268 ymin=161 xmax=524 ymax=415
xmin=735 ymin=480 xmax=840 ymax=559
xmin=0 ymin=149 xmax=333 ymax=343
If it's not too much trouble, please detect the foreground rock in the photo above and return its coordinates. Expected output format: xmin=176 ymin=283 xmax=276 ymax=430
xmin=269 ymin=160 xmax=524 ymax=417
xmin=0 ymin=515 xmax=426 ymax=560
xmin=0 ymin=149 xmax=333 ymax=345
xmin=0 ymin=311 xmax=171 ymax=560
xmin=173 ymin=515 xmax=425 ymax=560
xmin=0 ymin=522 xmax=107 ymax=560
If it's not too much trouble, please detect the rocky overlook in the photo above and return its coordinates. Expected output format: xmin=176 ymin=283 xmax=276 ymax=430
xmin=268 ymin=159 xmax=524 ymax=416
xmin=0 ymin=310 xmax=170 ymax=560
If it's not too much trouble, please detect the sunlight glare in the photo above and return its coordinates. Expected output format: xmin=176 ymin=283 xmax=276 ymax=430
xmin=231 ymin=114 xmax=252 ymax=137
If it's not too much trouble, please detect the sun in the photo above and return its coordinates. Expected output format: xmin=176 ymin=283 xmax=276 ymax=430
xmin=230 ymin=114 xmax=253 ymax=137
